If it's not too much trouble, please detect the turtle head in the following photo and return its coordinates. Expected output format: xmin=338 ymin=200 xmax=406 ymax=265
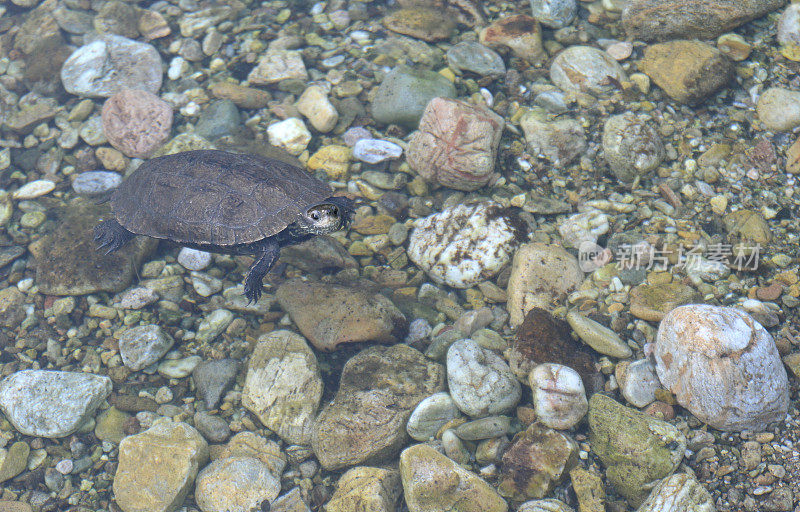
xmin=298 ymin=196 xmax=355 ymax=234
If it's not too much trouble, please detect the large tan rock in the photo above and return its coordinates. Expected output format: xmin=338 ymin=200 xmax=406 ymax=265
xmin=114 ymin=420 xmax=209 ymax=512
xmin=326 ymin=467 xmax=402 ymax=512
xmin=399 ymin=444 xmax=508 ymax=512
xmin=242 ymin=330 xmax=322 ymax=445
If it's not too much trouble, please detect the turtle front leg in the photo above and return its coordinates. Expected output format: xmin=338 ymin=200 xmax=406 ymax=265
xmin=94 ymin=219 xmax=135 ymax=254
xmin=243 ymin=239 xmax=280 ymax=303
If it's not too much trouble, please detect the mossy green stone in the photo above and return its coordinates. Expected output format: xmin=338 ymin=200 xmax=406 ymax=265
xmin=371 ymin=65 xmax=456 ymax=128
xmin=588 ymin=394 xmax=686 ymax=507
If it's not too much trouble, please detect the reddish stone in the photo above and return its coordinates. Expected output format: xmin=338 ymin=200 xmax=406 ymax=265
xmin=644 ymin=401 xmax=675 ymax=420
xmin=407 ymin=97 xmax=504 ymax=192
xmin=479 ymin=14 xmax=545 ymax=63
xmin=101 ymin=88 xmax=173 ymax=158
xmin=756 ymin=282 xmax=783 ymax=301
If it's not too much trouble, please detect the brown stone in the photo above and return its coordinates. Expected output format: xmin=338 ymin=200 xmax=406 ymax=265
xmin=407 ymin=97 xmax=504 ymax=191
xmin=479 ymin=15 xmax=545 ymax=63
xmin=505 ymin=307 xmax=603 ymax=394
xmin=756 ymin=282 xmax=783 ymax=301
xmin=311 ymin=345 xmax=444 ymax=470
xmin=382 ymin=8 xmax=455 ymax=42
xmin=101 ymin=88 xmax=173 ymax=158
xmin=94 ymin=0 xmax=139 ymax=38
xmin=629 ymin=282 xmax=699 ymax=322
xmin=209 ymin=82 xmax=271 ymax=109
xmin=137 ymin=10 xmax=171 ymax=40
xmin=640 ymin=40 xmax=733 ymax=105
xmin=276 ymin=278 xmax=408 ymax=350
xmin=13 ymin=3 xmax=61 ymax=55
xmin=786 ymin=135 xmax=800 ymax=174
xmin=623 ymin=0 xmax=786 ymax=42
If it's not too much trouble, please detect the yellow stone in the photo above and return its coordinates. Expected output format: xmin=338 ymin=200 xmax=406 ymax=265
xmin=96 ymin=147 xmax=127 ymax=172
xmin=306 ymin=145 xmax=351 ymax=179
xmin=717 ymin=33 xmax=751 ymax=61
xmin=781 ymin=43 xmax=800 ymax=62
xmin=439 ymin=67 xmax=456 ymax=82
xmin=709 ymin=195 xmax=728 ymax=215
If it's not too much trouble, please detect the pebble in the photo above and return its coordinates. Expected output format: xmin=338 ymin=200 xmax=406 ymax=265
xmin=446 ymin=41 xmax=506 ymax=76
xmin=497 ymin=424 xmax=577 ymax=500
xmin=529 ymin=0 xmax=577 ymax=28
xmin=101 ymin=88 xmax=173 ymax=158
xmin=400 ymin=443 xmax=508 ymax=512
xmin=479 ymin=14 xmax=545 ymax=63
xmin=352 ymin=138 xmax=403 ymax=164
xmin=518 ymin=500 xmax=575 ymax=512
xmin=242 ymin=330 xmax=322 ymax=445
xmin=295 ymin=85 xmax=338 ymax=133
xmin=406 ymin=392 xmax=460 ymax=441
xmin=209 ymin=82 xmax=271 ymax=110
xmin=382 ymin=7 xmax=454 ymax=41
xmin=343 ymin=126 xmax=372 ymax=147
xmin=447 ymin=339 xmax=521 ymax=417
xmin=118 ymin=324 xmax=175 ymax=371
xmin=616 ymin=359 xmax=660 ymax=408
xmin=267 ymin=117 xmax=312 ymax=156
xmin=60 ymin=35 xmax=163 ymax=97
xmin=248 ymin=49 xmax=308 ymax=84
xmin=190 ymin=272 xmax=222 ymax=297
xmin=558 ymin=210 xmax=609 ymax=249
xmin=0 ymin=370 xmax=112 ymax=438
xmin=529 ymin=363 xmax=588 ymax=429
xmin=277 ymin=277 xmax=407 ymax=350
xmin=454 ymin=415 xmax=512 ymax=440
xmin=119 ymin=287 xmax=159 ymax=309
xmin=193 ymin=359 xmax=240 ymax=409
xmin=550 ymin=46 xmax=627 ymax=95
xmin=194 ymin=99 xmax=241 ymax=140
xmin=114 ymin=420 xmax=209 ymax=512
xmin=0 ymin=442 xmax=31 ymax=483
xmin=756 ymin=87 xmax=800 ymax=132
xmin=602 ymin=112 xmax=664 ymax=183
xmin=521 ymin=112 xmax=586 ymax=167
xmin=566 ymin=310 xmax=632 ymax=358
xmin=193 ymin=411 xmax=231 ymax=443
xmin=196 ymin=309 xmax=234 ymax=343
xmin=588 ymin=394 xmax=686 ymax=506
xmin=654 ymin=304 xmax=789 ymax=431
xmin=79 ymin=115 xmax=108 ymax=145
xmin=629 ymin=282 xmax=699 ymax=322
xmin=637 ymin=473 xmax=716 ymax=512
xmin=312 ymin=345 xmax=444 ymax=470
xmin=307 ymin=145 xmax=351 ymax=180
xmin=506 ymin=243 xmax=584 ymax=327
xmin=408 ymin=97 xmax=504 ymax=191
xmin=72 ymin=170 xmax=122 ymax=195
xmin=407 ymin=202 xmax=524 ymax=288
xmin=640 ymin=40 xmax=733 ymax=105
xmin=177 ymin=247 xmax=213 ymax=271
xmin=12 ymin=179 xmax=55 ymax=200
xmin=157 ymin=355 xmax=203 ymax=379
xmin=371 ymin=65 xmax=456 ymax=128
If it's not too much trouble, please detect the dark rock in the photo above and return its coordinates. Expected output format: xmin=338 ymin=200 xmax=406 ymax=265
xmin=193 ymin=359 xmax=240 ymax=409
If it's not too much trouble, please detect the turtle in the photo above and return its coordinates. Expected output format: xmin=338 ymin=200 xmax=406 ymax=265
xmin=94 ymin=149 xmax=355 ymax=303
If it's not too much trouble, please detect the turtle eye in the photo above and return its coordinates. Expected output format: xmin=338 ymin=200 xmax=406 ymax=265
xmin=332 ymin=206 xmax=339 ymax=216
xmin=310 ymin=211 xmax=320 ymax=221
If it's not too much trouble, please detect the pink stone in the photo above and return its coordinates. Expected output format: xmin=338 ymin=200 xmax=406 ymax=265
xmin=407 ymin=97 xmax=504 ymax=192
xmin=101 ymin=88 xmax=173 ymax=158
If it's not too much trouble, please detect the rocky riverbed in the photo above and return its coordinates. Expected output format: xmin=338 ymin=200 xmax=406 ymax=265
xmin=0 ymin=0 xmax=800 ymax=511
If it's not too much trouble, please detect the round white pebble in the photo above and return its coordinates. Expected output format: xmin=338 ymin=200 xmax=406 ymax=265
xmin=178 ymin=247 xmax=213 ymax=271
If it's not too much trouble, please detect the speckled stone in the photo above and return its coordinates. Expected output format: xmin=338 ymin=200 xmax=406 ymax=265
xmin=447 ymin=339 xmax=521 ymax=418
xmin=407 ymin=202 xmax=525 ymax=288
xmin=101 ymin=88 xmax=173 ymax=158
xmin=550 ymin=46 xmax=627 ymax=95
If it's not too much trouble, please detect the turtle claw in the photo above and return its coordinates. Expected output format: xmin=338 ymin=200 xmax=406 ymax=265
xmin=243 ymin=275 xmax=263 ymax=305
xmin=94 ymin=219 xmax=134 ymax=254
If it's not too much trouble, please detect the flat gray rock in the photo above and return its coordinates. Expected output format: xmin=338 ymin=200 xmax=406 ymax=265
xmin=0 ymin=370 xmax=112 ymax=438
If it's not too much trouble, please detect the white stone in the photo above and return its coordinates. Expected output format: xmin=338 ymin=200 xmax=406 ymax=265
xmin=178 ymin=247 xmax=212 ymax=271
xmin=295 ymin=85 xmax=338 ymax=133
xmin=558 ymin=209 xmax=609 ymax=249
xmin=406 ymin=392 xmax=461 ymax=441
xmin=352 ymin=138 xmax=404 ymax=164
xmin=248 ymin=50 xmax=308 ymax=85
xmin=637 ymin=473 xmax=716 ymax=512
xmin=407 ymin=201 xmax=525 ymax=288
xmin=119 ymin=325 xmax=176 ymax=371
xmin=447 ymin=339 xmax=521 ymax=418
xmin=72 ymin=171 xmax=122 ymax=195
xmin=195 ymin=456 xmax=281 ymax=512
xmin=529 ymin=363 xmax=587 ymax=429
xmin=550 ymin=45 xmax=627 ymax=95
xmin=119 ymin=287 xmax=159 ymax=309
xmin=0 ymin=370 xmax=112 ymax=438
xmin=777 ymin=3 xmax=800 ymax=46
xmin=654 ymin=304 xmax=789 ymax=431
xmin=13 ymin=179 xmax=55 ymax=199
xmin=196 ymin=309 xmax=234 ymax=343
xmin=617 ymin=359 xmax=659 ymax=408
xmin=267 ymin=118 xmax=312 ymax=156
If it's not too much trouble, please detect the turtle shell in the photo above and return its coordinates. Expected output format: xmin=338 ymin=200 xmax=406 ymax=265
xmin=111 ymin=150 xmax=334 ymax=246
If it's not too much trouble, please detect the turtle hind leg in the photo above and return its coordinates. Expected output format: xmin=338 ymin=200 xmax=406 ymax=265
xmin=94 ymin=219 xmax=135 ymax=254
xmin=243 ymin=240 xmax=280 ymax=304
